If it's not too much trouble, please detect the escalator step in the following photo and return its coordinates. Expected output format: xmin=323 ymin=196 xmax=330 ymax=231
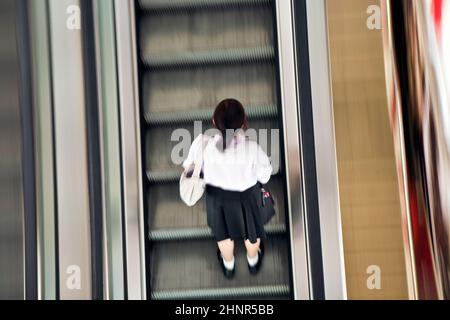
xmin=149 ymin=223 xmax=286 ymax=241
xmin=151 ymin=284 xmax=290 ymax=300
xmin=142 ymin=64 xmax=277 ymax=115
xmin=143 ymin=46 xmax=274 ymax=69
xmin=147 ymin=170 xmax=180 ymax=184
xmin=140 ymin=0 xmax=271 ymax=12
xmin=145 ymin=104 xmax=278 ymax=126
xmin=145 ymin=118 xmax=281 ymax=176
xmin=149 ymin=236 xmax=290 ymax=298
xmin=147 ymin=170 xmax=281 ymax=184
xmin=147 ymin=176 xmax=286 ymax=231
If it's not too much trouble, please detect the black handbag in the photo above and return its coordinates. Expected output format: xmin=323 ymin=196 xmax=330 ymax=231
xmin=255 ymin=183 xmax=276 ymax=225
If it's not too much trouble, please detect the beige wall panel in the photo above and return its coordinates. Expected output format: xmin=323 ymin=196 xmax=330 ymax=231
xmin=327 ymin=0 xmax=408 ymax=299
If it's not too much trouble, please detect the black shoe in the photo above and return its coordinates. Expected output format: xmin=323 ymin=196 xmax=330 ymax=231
xmin=248 ymin=241 xmax=264 ymax=275
xmin=217 ymin=249 xmax=235 ymax=279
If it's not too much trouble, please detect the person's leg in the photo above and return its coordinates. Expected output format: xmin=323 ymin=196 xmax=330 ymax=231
xmin=245 ymin=238 xmax=263 ymax=273
xmin=244 ymin=238 xmax=261 ymax=259
xmin=244 ymin=238 xmax=261 ymax=258
xmin=217 ymin=239 xmax=235 ymax=270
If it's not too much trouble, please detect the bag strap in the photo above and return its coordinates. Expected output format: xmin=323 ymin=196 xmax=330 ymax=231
xmin=192 ymin=135 xmax=210 ymax=178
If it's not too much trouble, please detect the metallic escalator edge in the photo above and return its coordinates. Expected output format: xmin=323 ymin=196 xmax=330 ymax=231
xmin=80 ymin=0 xmax=104 ymax=300
xmin=28 ymin=0 xmax=57 ymax=300
xmin=275 ymin=0 xmax=310 ymax=300
xmin=304 ymin=0 xmax=347 ymax=299
xmin=48 ymin=0 xmax=93 ymax=299
xmin=114 ymin=0 xmax=147 ymax=300
xmin=92 ymin=0 xmax=126 ymax=300
xmin=17 ymin=0 xmax=38 ymax=300
xmin=292 ymin=0 xmax=326 ymax=299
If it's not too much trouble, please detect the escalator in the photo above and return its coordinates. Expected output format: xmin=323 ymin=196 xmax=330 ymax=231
xmin=136 ymin=0 xmax=292 ymax=299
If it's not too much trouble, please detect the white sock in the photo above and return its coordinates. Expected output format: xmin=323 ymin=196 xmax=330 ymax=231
xmin=223 ymin=256 xmax=235 ymax=271
xmin=247 ymin=254 xmax=259 ymax=267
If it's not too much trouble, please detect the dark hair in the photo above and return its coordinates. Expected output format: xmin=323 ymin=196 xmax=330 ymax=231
xmin=212 ymin=98 xmax=248 ymax=150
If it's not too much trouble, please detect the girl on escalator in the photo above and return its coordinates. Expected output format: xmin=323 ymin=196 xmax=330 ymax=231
xmin=182 ymin=98 xmax=273 ymax=279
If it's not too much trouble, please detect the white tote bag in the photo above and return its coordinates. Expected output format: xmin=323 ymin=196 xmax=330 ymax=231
xmin=179 ymin=136 xmax=209 ymax=206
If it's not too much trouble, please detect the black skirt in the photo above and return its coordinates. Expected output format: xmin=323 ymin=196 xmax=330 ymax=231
xmin=205 ymin=183 xmax=266 ymax=244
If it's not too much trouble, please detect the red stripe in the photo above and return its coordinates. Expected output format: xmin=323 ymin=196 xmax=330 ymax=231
xmin=391 ymin=84 xmax=397 ymax=130
xmin=432 ymin=0 xmax=444 ymax=39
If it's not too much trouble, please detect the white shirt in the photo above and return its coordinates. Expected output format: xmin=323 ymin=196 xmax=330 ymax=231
xmin=182 ymin=132 xmax=273 ymax=192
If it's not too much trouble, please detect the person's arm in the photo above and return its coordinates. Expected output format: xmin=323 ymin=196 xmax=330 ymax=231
xmin=182 ymin=134 xmax=203 ymax=170
xmin=255 ymin=144 xmax=273 ymax=184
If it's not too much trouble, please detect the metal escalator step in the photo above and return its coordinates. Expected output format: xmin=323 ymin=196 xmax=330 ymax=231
xmin=147 ymin=169 xmax=281 ymax=185
xmin=149 ymin=223 xmax=286 ymax=241
xmin=149 ymin=236 xmax=290 ymax=298
xmin=140 ymin=6 xmax=274 ymax=60
xmin=145 ymin=104 xmax=278 ymax=126
xmin=145 ymin=118 xmax=281 ymax=178
xmin=140 ymin=0 xmax=271 ymax=12
xmin=143 ymin=46 xmax=274 ymax=69
xmin=147 ymin=176 xmax=286 ymax=230
xmin=143 ymin=64 xmax=277 ymax=114
xmin=147 ymin=170 xmax=180 ymax=184
xmin=151 ymin=285 xmax=290 ymax=300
